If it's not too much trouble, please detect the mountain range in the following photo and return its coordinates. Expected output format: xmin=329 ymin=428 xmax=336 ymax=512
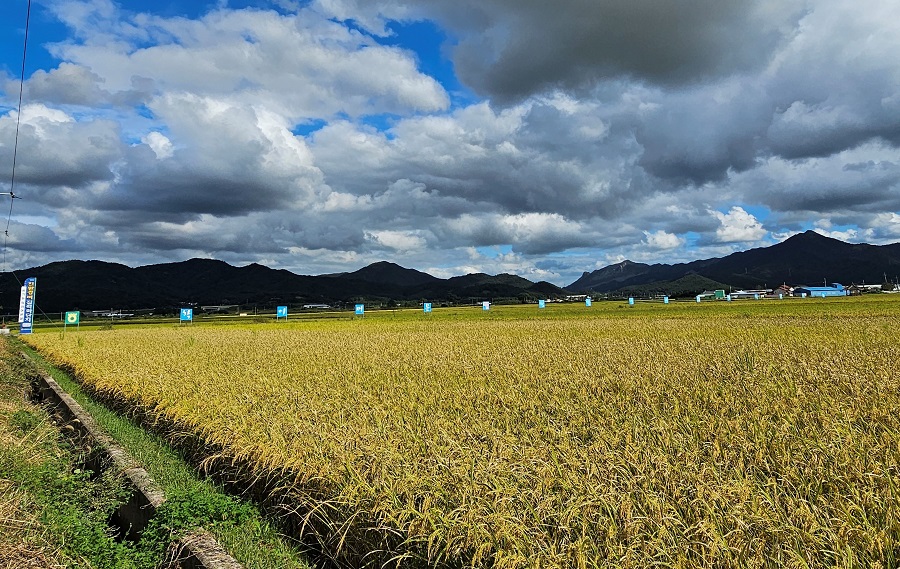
xmin=569 ymin=230 xmax=900 ymax=292
xmin=1 ymin=231 xmax=898 ymax=314
xmin=0 ymin=258 xmax=564 ymax=314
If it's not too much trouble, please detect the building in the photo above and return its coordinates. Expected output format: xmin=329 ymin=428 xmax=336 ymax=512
xmin=731 ymin=289 xmax=770 ymax=299
xmin=793 ymin=283 xmax=847 ymax=298
xmin=773 ymin=284 xmax=793 ymax=297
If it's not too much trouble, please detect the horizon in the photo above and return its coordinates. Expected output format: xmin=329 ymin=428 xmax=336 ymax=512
xmin=2 ymin=1 xmax=900 ymax=287
xmin=3 ymin=228 xmax=894 ymax=288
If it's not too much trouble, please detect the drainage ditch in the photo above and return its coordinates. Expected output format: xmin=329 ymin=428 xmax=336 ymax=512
xmin=26 ymin=358 xmax=244 ymax=569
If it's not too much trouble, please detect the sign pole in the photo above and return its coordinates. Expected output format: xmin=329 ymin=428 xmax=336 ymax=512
xmin=19 ymin=277 xmax=36 ymax=334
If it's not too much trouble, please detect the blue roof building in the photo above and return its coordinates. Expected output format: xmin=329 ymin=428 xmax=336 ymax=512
xmin=793 ymin=283 xmax=847 ymax=298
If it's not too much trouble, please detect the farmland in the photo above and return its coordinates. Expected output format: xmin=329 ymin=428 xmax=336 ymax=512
xmin=22 ymin=296 xmax=900 ymax=568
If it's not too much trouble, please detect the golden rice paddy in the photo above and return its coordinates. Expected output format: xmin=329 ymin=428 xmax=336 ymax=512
xmin=23 ymin=297 xmax=900 ymax=568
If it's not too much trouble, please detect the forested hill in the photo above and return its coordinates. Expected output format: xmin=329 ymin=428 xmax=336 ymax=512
xmin=0 ymin=259 xmax=566 ymax=313
xmin=568 ymin=231 xmax=900 ymax=292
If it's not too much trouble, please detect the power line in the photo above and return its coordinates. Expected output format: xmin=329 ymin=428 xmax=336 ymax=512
xmin=3 ymin=0 xmax=31 ymax=272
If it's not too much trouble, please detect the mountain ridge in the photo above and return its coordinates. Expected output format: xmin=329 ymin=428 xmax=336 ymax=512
xmin=2 ymin=230 xmax=899 ymax=313
xmin=568 ymin=230 xmax=900 ymax=291
xmin=0 ymin=258 xmax=565 ymax=313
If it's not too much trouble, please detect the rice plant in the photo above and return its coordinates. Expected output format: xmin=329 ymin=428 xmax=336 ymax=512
xmin=24 ymin=297 xmax=900 ymax=568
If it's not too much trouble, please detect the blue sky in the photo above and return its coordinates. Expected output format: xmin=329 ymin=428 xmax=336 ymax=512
xmin=1 ymin=0 xmax=899 ymax=286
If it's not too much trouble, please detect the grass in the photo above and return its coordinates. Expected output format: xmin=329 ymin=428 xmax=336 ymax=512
xmin=0 ymin=337 xmax=139 ymax=568
xmin=16 ymin=338 xmax=312 ymax=569
xmin=20 ymin=294 xmax=900 ymax=567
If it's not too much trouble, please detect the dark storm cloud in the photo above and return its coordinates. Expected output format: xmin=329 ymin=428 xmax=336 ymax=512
xmin=93 ymin=144 xmax=302 ymax=219
xmin=19 ymin=63 xmax=152 ymax=107
xmin=0 ymin=110 xmax=121 ymax=188
xmin=327 ymin=0 xmax=801 ymax=101
xmin=7 ymin=221 xmax=86 ymax=253
xmin=450 ymin=1 xmax=796 ymax=101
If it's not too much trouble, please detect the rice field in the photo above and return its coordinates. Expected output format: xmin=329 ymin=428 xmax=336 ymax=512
xmin=23 ymin=296 xmax=900 ymax=568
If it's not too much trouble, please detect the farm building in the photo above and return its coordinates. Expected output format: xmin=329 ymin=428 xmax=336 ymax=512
xmin=774 ymin=284 xmax=793 ymax=296
xmin=731 ymin=289 xmax=769 ymax=299
xmin=793 ymin=283 xmax=847 ymax=298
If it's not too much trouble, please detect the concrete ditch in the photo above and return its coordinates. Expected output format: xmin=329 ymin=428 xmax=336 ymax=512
xmin=25 ymin=357 xmax=244 ymax=569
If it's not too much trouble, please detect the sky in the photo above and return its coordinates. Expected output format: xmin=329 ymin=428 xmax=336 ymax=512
xmin=0 ymin=0 xmax=899 ymax=286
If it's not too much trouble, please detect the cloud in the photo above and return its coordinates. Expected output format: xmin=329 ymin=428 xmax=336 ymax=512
xmin=141 ymin=131 xmax=173 ymax=159
xmin=0 ymin=104 xmax=121 ymax=187
xmin=41 ymin=2 xmax=450 ymax=119
xmin=364 ymin=229 xmax=429 ymax=251
xmin=643 ymin=230 xmax=685 ymax=250
xmin=712 ymin=207 xmax=768 ymax=243
xmin=315 ymin=0 xmax=802 ymax=101
xmin=1 ymin=0 xmax=899 ymax=288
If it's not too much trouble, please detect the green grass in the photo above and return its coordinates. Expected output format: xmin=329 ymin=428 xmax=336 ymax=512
xmin=0 ymin=339 xmax=142 ymax=568
xmin=14 ymin=338 xmax=312 ymax=569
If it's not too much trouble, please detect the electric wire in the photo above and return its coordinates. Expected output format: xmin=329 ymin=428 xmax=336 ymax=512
xmin=3 ymin=0 xmax=31 ymax=272
xmin=2 ymin=0 xmax=35 ymax=327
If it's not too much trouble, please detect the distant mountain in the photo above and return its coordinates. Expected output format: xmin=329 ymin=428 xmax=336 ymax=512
xmin=331 ymin=261 xmax=440 ymax=287
xmin=0 ymin=259 xmax=568 ymax=314
xmin=4 ymin=231 xmax=897 ymax=314
xmin=570 ymin=231 xmax=900 ymax=293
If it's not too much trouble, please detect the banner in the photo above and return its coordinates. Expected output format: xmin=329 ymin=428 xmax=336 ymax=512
xmin=19 ymin=278 xmax=36 ymax=334
xmin=538 ymin=299 xmax=545 ymax=309
xmin=17 ymin=285 xmax=25 ymax=323
xmin=423 ymin=302 xmax=432 ymax=313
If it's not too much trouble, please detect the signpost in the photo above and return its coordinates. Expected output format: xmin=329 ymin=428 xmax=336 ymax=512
xmin=538 ymin=299 xmax=546 ymax=309
xmin=355 ymin=304 xmax=365 ymax=316
xmin=585 ymin=298 xmax=592 ymax=307
xmin=180 ymin=308 xmax=193 ymax=323
xmin=482 ymin=301 xmax=490 ymax=311
xmin=663 ymin=296 xmax=669 ymax=304
xmin=64 ymin=311 xmax=80 ymax=332
xmin=423 ymin=302 xmax=432 ymax=313
xmin=628 ymin=297 xmax=635 ymax=306
xmin=276 ymin=305 xmax=288 ymax=320
xmin=18 ymin=277 xmax=36 ymax=334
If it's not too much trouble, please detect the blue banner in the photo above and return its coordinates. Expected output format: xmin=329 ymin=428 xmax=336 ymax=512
xmin=538 ymin=299 xmax=545 ymax=309
xmin=585 ymin=298 xmax=592 ymax=307
xmin=277 ymin=305 xmax=288 ymax=318
xmin=19 ymin=277 xmax=36 ymax=334
xmin=180 ymin=308 xmax=193 ymax=322
xmin=355 ymin=304 xmax=365 ymax=315
xmin=423 ymin=302 xmax=432 ymax=313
